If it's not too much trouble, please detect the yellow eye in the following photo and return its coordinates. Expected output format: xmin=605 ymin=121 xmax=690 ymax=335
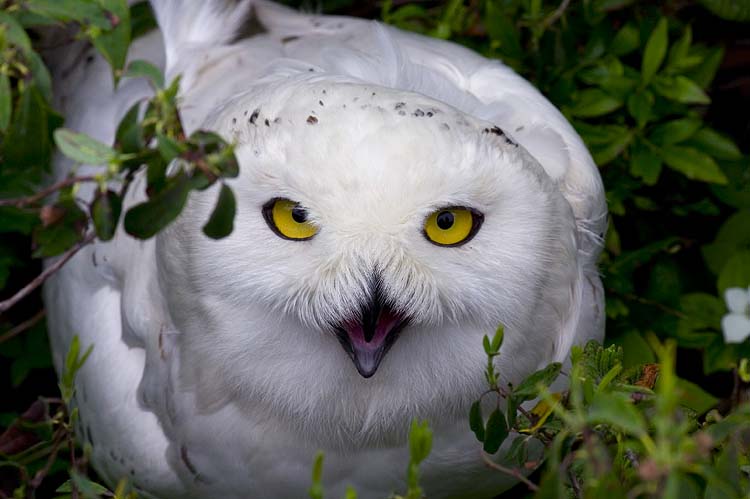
xmin=423 ymin=207 xmax=483 ymax=247
xmin=263 ymin=198 xmax=318 ymax=240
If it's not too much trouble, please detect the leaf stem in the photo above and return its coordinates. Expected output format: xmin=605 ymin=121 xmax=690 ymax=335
xmin=0 ymin=176 xmax=98 ymax=207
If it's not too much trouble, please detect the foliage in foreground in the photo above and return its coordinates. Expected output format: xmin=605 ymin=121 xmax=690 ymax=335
xmin=1 ymin=0 xmax=749 ymax=498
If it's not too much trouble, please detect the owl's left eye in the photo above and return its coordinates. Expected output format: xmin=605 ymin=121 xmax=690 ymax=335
xmin=262 ymin=198 xmax=318 ymax=240
xmin=423 ymin=207 xmax=483 ymax=247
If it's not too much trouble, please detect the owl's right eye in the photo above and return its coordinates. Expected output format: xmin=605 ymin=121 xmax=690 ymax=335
xmin=262 ymin=198 xmax=318 ymax=240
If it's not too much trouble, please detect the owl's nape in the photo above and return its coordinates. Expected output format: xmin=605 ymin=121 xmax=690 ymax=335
xmin=332 ymin=276 xmax=410 ymax=378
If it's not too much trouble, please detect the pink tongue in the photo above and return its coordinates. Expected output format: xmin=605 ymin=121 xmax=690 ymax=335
xmin=344 ymin=308 xmax=401 ymax=351
xmin=341 ymin=308 xmax=405 ymax=377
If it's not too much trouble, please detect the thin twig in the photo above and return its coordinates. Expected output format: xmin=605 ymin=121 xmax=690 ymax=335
xmin=607 ymin=288 xmax=690 ymax=319
xmin=0 ymin=309 xmax=46 ymax=344
xmin=28 ymin=428 xmax=67 ymax=489
xmin=0 ymin=176 xmax=97 ymax=207
xmin=0 ymin=233 xmax=96 ymax=315
xmin=480 ymin=450 xmax=540 ymax=492
xmin=541 ymin=0 xmax=571 ymax=30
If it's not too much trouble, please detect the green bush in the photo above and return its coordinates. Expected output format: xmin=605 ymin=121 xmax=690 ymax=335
xmin=0 ymin=1 xmax=748 ymax=498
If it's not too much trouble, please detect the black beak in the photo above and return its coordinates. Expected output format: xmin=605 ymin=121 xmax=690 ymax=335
xmin=333 ymin=280 xmax=409 ymax=378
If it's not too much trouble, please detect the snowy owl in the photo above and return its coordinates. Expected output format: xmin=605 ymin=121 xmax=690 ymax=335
xmin=44 ymin=1 xmax=606 ymax=497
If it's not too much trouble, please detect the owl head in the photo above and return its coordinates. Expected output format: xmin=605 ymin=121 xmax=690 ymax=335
xmin=151 ymin=73 xmax=582 ymax=446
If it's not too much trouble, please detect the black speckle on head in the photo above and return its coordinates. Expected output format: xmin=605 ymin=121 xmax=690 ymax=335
xmin=342 ymin=104 xmax=347 ymax=108
xmin=319 ymin=100 xmax=324 ymax=106
xmin=313 ymin=21 xmax=321 ymax=27
xmin=489 ymin=126 xmax=504 ymax=136
xmin=398 ymin=110 xmax=406 ymax=116
xmin=249 ymin=109 xmax=260 ymax=125
xmin=307 ymin=115 xmax=318 ymax=124
xmin=232 ymin=117 xmax=237 ymax=124
xmin=322 ymin=89 xmax=327 ymax=94
xmin=353 ymin=97 xmax=359 ymax=102
xmin=274 ymin=117 xmax=282 ymax=124
xmin=309 ymin=68 xmax=315 ymax=72
xmin=264 ymin=119 xmax=270 ymax=126
xmin=441 ymin=123 xmax=450 ymax=130
xmin=85 ymin=54 xmax=95 ymax=64
xmin=394 ymin=102 xmax=405 ymax=110
xmin=413 ymin=109 xmax=424 ymax=117
xmin=244 ymin=110 xmax=248 ymax=116
xmin=516 ymin=125 xmax=525 ymax=132
xmin=281 ymin=35 xmax=299 ymax=43
xmin=130 ymin=469 xmax=136 ymax=476
xmin=426 ymin=111 xmax=434 ymax=117
xmin=371 ymin=92 xmax=376 ymax=97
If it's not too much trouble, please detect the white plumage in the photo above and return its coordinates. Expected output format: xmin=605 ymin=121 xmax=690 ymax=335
xmin=44 ymin=1 xmax=606 ymax=497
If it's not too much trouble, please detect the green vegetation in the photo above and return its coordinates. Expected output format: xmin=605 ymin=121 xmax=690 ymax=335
xmin=1 ymin=0 xmax=749 ymax=498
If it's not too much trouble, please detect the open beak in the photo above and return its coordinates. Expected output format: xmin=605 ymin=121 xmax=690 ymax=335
xmin=334 ymin=284 xmax=409 ymax=378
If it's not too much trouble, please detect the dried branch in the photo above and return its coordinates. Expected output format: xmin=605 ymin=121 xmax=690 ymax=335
xmin=0 ymin=176 xmax=97 ymax=208
xmin=0 ymin=233 xmax=96 ymax=315
xmin=480 ymin=450 xmax=540 ymax=492
xmin=0 ymin=309 xmax=46 ymax=344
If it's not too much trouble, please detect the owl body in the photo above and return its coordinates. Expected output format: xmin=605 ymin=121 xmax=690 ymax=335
xmin=44 ymin=2 xmax=606 ymax=498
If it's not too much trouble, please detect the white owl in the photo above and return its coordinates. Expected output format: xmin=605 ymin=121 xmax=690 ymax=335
xmin=44 ymin=1 xmax=607 ymax=497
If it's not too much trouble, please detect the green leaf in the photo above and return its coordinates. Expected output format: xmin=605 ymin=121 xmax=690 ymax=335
xmin=0 ymin=73 xmax=10 ymax=131
xmin=0 ymin=11 xmax=33 ymax=55
xmin=610 ymin=22 xmax=639 ymax=56
xmin=590 ymin=131 xmax=633 ymax=165
xmin=612 ymin=330 xmax=655 ymax=368
xmin=33 ymin=200 xmax=88 ymax=257
xmin=626 ymin=90 xmax=653 ymax=128
xmin=124 ymin=59 xmax=164 ymax=89
xmin=675 ymin=378 xmax=718 ymax=413
xmin=718 ymin=251 xmax=750 ymax=294
xmin=688 ymin=127 xmax=742 ymax=160
xmin=676 ymin=293 xmax=725 ymax=347
xmin=157 ymin=133 xmax=185 ymax=163
xmin=711 ymin=160 xmax=750 ymax=210
xmin=57 ymin=475 xmax=110 ymax=496
xmin=703 ymin=211 xmax=750 ymax=274
xmin=649 ymin=118 xmax=702 ymax=146
xmin=408 ymin=419 xmax=432 ymax=463
xmin=568 ymin=88 xmax=622 ymax=118
xmin=641 ymin=17 xmax=668 ymax=85
xmin=3 ymin=83 xmax=50 ymax=173
xmin=629 ymin=141 xmax=662 ymax=185
xmin=660 ymin=145 xmax=728 ymax=184
xmin=24 ymin=0 xmax=110 ymax=27
xmin=90 ymin=0 xmax=131 ymax=80
xmin=115 ymin=102 xmax=144 ymax=153
xmin=123 ymin=171 xmax=192 ymax=239
xmin=309 ymin=451 xmax=324 ymax=499
xmin=202 ymin=184 xmax=236 ymax=239
xmin=513 ymin=363 xmax=562 ymax=401
xmin=699 ymin=0 xmax=750 ymax=21
xmin=666 ymin=26 xmax=692 ymax=71
xmin=54 ymin=128 xmax=117 ymax=165
xmin=586 ymin=392 xmax=646 ymax=437
xmin=491 ymin=325 xmax=504 ymax=353
xmin=653 ymin=75 xmax=711 ymax=104
xmin=469 ymin=401 xmax=485 ymax=442
xmin=26 ymin=50 xmax=53 ymax=103
xmin=91 ymin=190 xmax=122 ymax=241
xmin=482 ymin=409 xmax=508 ymax=454
xmin=686 ymin=46 xmax=724 ymax=89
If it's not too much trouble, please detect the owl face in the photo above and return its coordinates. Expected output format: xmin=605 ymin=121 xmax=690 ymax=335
xmin=158 ymin=79 xmax=577 ymax=443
